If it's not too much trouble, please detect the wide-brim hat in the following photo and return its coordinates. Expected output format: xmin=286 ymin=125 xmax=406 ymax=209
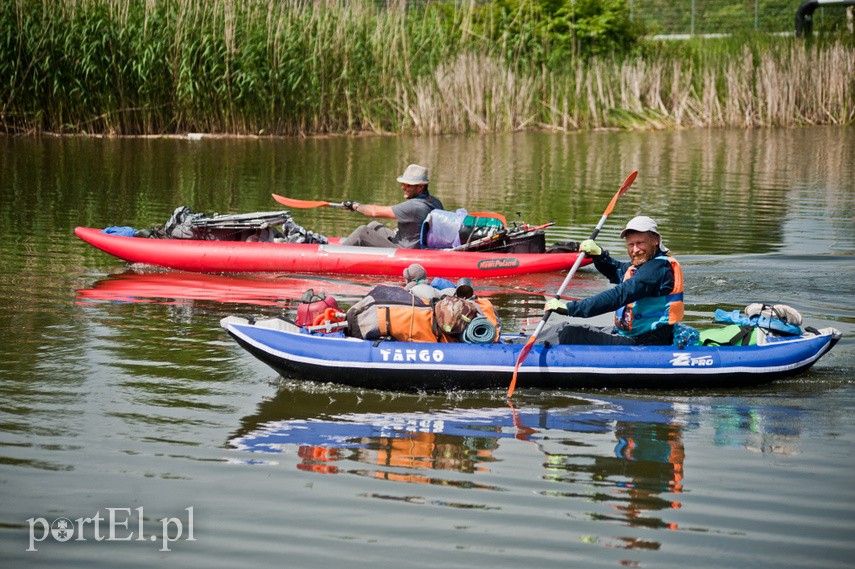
xmin=620 ymin=215 xmax=669 ymax=252
xmin=397 ymin=164 xmax=429 ymax=185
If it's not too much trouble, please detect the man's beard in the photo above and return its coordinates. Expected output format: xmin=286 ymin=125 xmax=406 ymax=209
xmin=631 ymin=252 xmax=654 ymax=266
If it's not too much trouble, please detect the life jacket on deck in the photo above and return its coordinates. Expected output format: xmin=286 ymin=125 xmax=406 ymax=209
xmin=615 ymin=254 xmax=684 ymax=337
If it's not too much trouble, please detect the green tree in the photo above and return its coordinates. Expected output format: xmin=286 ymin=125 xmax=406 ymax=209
xmin=548 ymin=0 xmax=644 ymax=59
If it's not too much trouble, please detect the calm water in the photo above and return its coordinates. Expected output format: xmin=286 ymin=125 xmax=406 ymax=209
xmin=1 ymin=128 xmax=854 ymax=568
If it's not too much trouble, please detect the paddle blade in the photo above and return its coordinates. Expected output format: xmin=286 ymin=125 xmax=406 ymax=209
xmin=603 ymin=170 xmax=637 ymax=217
xmin=271 ymin=194 xmax=331 ymax=209
xmin=507 ymin=335 xmax=537 ymax=398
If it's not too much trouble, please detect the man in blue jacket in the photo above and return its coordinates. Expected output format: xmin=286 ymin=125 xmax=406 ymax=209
xmin=544 ymin=216 xmax=684 ymax=345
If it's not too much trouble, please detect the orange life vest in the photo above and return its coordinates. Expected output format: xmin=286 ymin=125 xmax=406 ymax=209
xmin=615 ymin=254 xmax=684 ymax=336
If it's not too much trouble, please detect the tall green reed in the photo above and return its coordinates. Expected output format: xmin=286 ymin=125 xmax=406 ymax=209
xmin=1 ymin=0 xmax=852 ymax=136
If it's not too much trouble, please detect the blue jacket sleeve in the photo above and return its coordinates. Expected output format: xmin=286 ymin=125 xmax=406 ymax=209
xmin=565 ymin=256 xmax=674 ymax=318
xmin=590 ymin=250 xmax=629 ymax=284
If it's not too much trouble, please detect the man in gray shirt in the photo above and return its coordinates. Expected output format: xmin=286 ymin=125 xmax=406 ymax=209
xmin=341 ymin=164 xmax=444 ymax=248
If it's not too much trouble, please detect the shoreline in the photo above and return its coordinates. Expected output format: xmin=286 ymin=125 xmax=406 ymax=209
xmin=7 ymin=122 xmax=837 ymax=141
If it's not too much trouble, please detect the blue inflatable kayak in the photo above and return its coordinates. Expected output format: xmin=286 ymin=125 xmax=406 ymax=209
xmin=221 ymin=317 xmax=841 ymax=391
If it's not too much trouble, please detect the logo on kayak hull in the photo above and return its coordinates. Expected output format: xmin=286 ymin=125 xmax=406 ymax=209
xmin=379 ymin=348 xmax=444 ymax=363
xmin=477 ymin=258 xmax=520 ymax=271
xmin=670 ymin=353 xmax=714 ymax=367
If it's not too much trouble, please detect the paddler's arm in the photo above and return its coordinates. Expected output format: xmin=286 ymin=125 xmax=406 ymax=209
xmin=343 ymin=201 xmax=395 ymax=219
xmin=545 ymin=258 xmax=673 ymax=318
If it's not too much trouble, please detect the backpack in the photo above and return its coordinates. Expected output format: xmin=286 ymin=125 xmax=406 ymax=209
xmin=345 ymin=286 xmax=501 ymax=343
xmin=163 ymin=206 xmax=207 ymax=239
xmin=159 ymin=206 xmax=299 ymax=242
xmin=434 ymin=296 xmax=481 ymax=336
xmin=672 ymin=322 xmax=700 ymax=349
xmin=345 ymin=285 xmax=441 ymax=342
xmin=420 ymin=209 xmax=467 ymax=249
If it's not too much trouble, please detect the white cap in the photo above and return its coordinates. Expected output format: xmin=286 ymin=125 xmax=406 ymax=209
xmin=620 ymin=216 xmax=669 ymax=252
xmin=396 ymin=164 xmax=429 ymax=185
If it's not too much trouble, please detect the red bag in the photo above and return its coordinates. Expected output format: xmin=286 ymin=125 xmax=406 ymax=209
xmin=296 ymin=290 xmax=340 ymax=327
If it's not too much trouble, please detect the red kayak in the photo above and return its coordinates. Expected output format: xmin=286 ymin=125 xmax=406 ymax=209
xmin=75 ymin=227 xmax=588 ymax=278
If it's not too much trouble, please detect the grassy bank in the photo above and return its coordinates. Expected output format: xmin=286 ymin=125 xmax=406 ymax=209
xmin=1 ymin=0 xmax=853 ymax=136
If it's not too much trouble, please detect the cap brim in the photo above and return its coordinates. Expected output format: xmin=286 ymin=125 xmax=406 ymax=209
xmin=620 ymin=228 xmax=661 ymax=239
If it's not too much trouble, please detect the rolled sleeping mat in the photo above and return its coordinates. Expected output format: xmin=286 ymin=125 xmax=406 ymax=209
xmin=462 ymin=315 xmax=497 ymax=344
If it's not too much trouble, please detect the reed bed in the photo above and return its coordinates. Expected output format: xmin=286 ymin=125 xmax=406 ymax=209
xmin=1 ymin=0 xmax=852 ymax=136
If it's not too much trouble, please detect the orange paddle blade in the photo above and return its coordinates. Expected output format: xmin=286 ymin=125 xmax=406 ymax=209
xmin=507 ymin=335 xmax=537 ymax=398
xmin=271 ymin=194 xmax=332 ymax=209
xmin=603 ymin=170 xmax=637 ymax=217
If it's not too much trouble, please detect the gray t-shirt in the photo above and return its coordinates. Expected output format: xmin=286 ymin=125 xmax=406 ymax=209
xmin=391 ymin=196 xmax=443 ymax=248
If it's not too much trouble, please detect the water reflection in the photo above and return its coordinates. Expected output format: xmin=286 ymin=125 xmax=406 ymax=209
xmin=3 ymin=128 xmax=852 ymax=263
xmin=73 ymin=270 xmax=576 ymax=309
xmin=228 ymin=390 xmax=808 ymax=549
xmin=74 ymin=269 xmax=377 ymax=306
xmin=229 ymin=396 xmax=546 ymax=487
xmin=542 ymin=410 xmax=686 ymax=550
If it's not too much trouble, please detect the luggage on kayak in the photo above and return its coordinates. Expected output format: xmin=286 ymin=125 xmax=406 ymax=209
xmin=673 ymin=322 xmax=701 ymax=349
xmin=714 ymin=303 xmax=802 ymax=337
xmin=346 ymin=285 xmax=441 ymax=343
xmin=434 ymin=295 xmax=501 ymax=343
xmin=699 ymin=324 xmax=758 ymax=347
xmin=345 ymin=285 xmax=501 ymax=343
xmin=144 ymin=206 xmax=328 ymax=243
xmin=458 ymin=212 xmax=506 ymax=246
xmin=699 ymin=303 xmax=803 ymax=347
xmin=435 ymin=296 xmax=481 ymax=335
xmin=420 ymin=209 xmax=467 ymax=249
xmin=420 ymin=209 xmax=508 ymax=250
xmin=296 ymin=290 xmax=340 ymax=327
xmin=745 ymin=303 xmax=803 ymax=328
xmin=419 ymin=209 xmax=550 ymax=254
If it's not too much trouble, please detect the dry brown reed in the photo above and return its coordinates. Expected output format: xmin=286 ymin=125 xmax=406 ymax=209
xmin=534 ymin=41 xmax=854 ymax=132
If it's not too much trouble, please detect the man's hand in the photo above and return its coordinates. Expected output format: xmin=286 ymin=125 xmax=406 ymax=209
xmin=342 ymin=201 xmax=360 ymax=211
xmin=544 ymin=297 xmax=569 ymax=315
xmin=579 ymin=239 xmax=602 ymax=257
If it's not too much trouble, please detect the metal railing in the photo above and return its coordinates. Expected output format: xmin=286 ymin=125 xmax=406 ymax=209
xmin=627 ymin=0 xmax=853 ymax=37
